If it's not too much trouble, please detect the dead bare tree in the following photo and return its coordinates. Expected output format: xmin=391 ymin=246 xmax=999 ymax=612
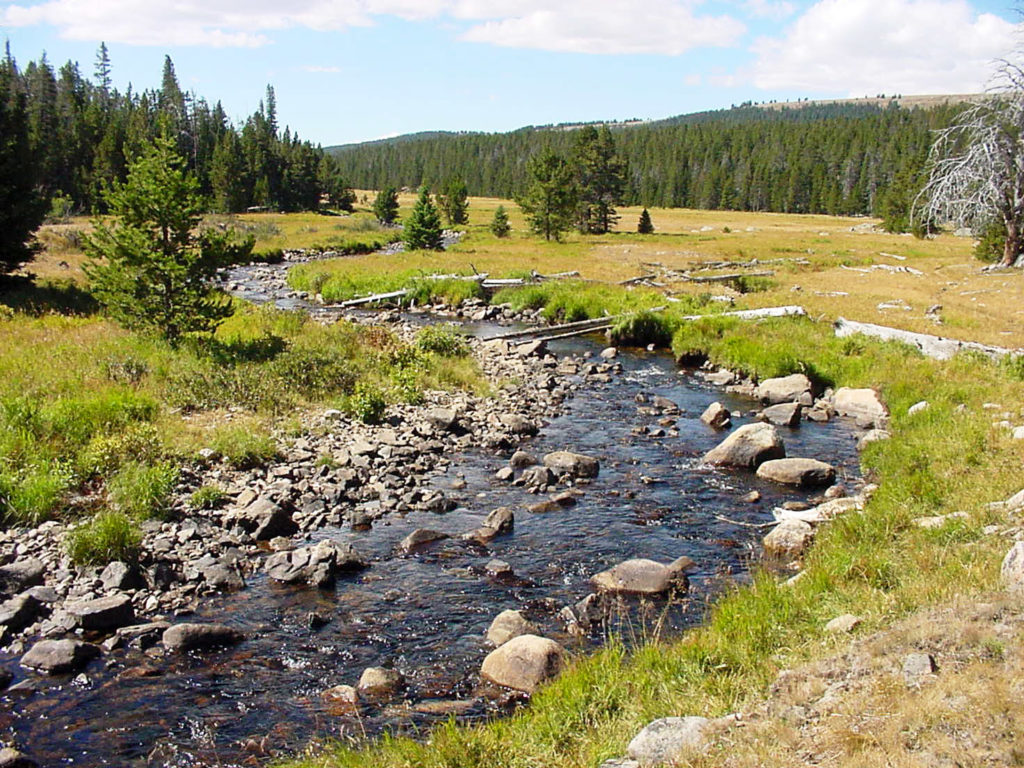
xmin=915 ymin=61 xmax=1024 ymax=267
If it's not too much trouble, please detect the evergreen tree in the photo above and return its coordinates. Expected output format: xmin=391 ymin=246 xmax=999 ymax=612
xmin=403 ymin=186 xmax=444 ymax=251
xmin=318 ymin=155 xmax=355 ymax=211
xmin=84 ymin=135 xmax=251 ymax=342
xmin=372 ymin=185 xmax=399 ymax=224
xmin=490 ymin=204 xmax=510 ymax=238
xmin=571 ymin=125 xmax=626 ymax=234
xmin=437 ymin=177 xmax=469 ymax=226
xmin=94 ymin=42 xmax=111 ymax=96
xmin=209 ymin=130 xmax=248 ymax=213
xmin=637 ymin=207 xmax=654 ymax=234
xmin=517 ymin=150 xmax=576 ymax=241
xmin=0 ymin=50 xmax=47 ymax=274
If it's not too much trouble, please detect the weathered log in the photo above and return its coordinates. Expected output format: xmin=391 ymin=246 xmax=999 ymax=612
xmin=336 ymin=289 xmax=409 ymax=307
xmin=685 ymin=270 xmax=775 ymax=283
xmin=834 ymin=317 xmax=1018 ymax=360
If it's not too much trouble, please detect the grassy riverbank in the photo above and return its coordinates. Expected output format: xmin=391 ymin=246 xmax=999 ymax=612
xmin=283 ymin=312 xmax=1023 ymax=768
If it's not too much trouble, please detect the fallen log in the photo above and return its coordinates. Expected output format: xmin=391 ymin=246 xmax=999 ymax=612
xmin=336 ymin=289 xmax=409 ymax=308
xmin=834 ymin=317 xmax=1018 ymax=360
xmin=685 ymin=271 xmax=775 ymax=283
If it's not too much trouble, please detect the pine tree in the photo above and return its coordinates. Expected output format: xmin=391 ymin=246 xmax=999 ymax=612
xmin=490 ymin=204 xmax=511 ymax=238
xmin=84 ymin=135 xmax=251 ymax=342
xmin=637 ymin=207 xmax=654 ymax=234
xmin=403 ymin=186 xmax=443 ymax=251
xmin=437 ymin=177 xmax=469 ymax=226
xmin=372 ymin=185 xmax=399 ymax=224
xmin=517 ymin=150 xmax=576 ymax=241
xmin=94 ymin=43 xmax=111 ymax=95
xmin=210 ymin=130 xmax=248 ymax=213
xmin=571 ymin=125 xmax=625 ymax=234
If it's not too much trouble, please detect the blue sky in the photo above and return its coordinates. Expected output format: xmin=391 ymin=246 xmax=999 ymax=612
xmin=1 ymin=0 xmax=1018 ymax=146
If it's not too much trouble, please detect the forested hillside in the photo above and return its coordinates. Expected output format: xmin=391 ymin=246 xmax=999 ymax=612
xmin=1 ymin=44 xmax=351 ymax=216
xmin=330 ymin=102 xmax=962 ymax=219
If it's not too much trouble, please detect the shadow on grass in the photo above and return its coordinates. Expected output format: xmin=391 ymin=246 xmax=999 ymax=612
xmin=0 ymin=275 xmax=98 ymax=315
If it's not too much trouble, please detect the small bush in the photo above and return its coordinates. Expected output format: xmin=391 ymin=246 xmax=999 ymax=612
xmin=0 ymin=461 xmax=73 ymax=526
xmin=415 ymin=324 xmax=471 ymax=357
xmin=189 ymin=484 xmax=227 ymax=510
xmin=107 ymin=461 xmax=179 ymax=520
xmin=391 ymin=365 xmax=425 ymax=405
xmin=974 ymin=218 xmax=1006 ymax=263
xmin=104 ymin=355 xmax=150 ymax=386
xmin=209 ymin=425 xmax=279 ymax=469
xmin=80 ymin=422 xmax=163 ymax=476
xmin=609 ymin=311 xmax=674 ymax=348
xmin=347 ymin=381 xmax=386 ymax=424
xmin=65 ymin=510 xmax=142 ymax=566
xmin=734 ymin=275 xmax=776 ymax=293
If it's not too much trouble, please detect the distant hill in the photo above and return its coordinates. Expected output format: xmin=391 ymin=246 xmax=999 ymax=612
xmin=327 ymin=96 xmax=971 ymax=221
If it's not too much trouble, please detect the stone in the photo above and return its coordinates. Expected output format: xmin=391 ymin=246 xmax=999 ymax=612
xmin=703 ymin=422 xmax=785 ymax=469
xmin=755 ymin=374 xmax=812 ymax=405
xmin=517 ymin=340 xmax=547 ymax=358
xmin=64 ymin=594 xmax=135 ymax=633
xmin=424 ymin=408 xmax=458 ymax=432
xmin=0 ymin=559 xmax=44 ymax=596
xmin=1001 ymin=542 xmax=1024 ymax=593
xmin=357 ymin=667 xmax=404 ymax=701
xmin=825 ymin=614 xmax=862 ymax=634
xmin=907 ymin=400 xmax=929 ymax=416
xmin=521 ymin=465 xmax=556 ymax=487
xmin=100 ymin=561 xmax=146 ymax=592
xmin=399 ymin=529 xmax=449 ymax=554
xmin=485 ymin=559 xmax=513 ymax=576
xmin=480 ymin=634 xmax=566 ymax=693
xmin=0 ymin=593 xmax=46 ymax=635
xmin=590 ymin=556 xmax=695 ymax=596
xmin=626 ymin=716 xmax=711 ymax=766
xmin=482 ymin=507 xmax=514 ymax=535
xmin=741 ymin=490 xmax=761 ymax=503
xmin=652 ymin=396 xmax=680 ymax=414
xmin=763 ymin=519 xmax=815 ymax=558
xmin=756 ymin=458 xmax=835 ymax=488
xmin=903 ymin=653 xmax=938 ymax=686
xmin=21 ymin=639 xmax=100 ymax=674
xmin=235 ymin=497 xmax=298 ymax=541
xmin=700 ymin=402 xmax=731 ymax=430
xmin=913 ymin=511 xmax=969 ymax=529
xmin=495 ymin=467 xmax=514 ymax=482
xmin=486 ymin=609 xmax=535 ymax=647
xmin=528 ymin=500 xmax=562 ymax=514
xmin=500 ymin=414 xmax=538 ymax=436
xmin=833 ymin=387 xmax=888 ymax=427
xmin=857 ymin=429 xmax=891 ymax=451
xmin=543 ymin=451 xmax=600 ymax=478
xmin=162 ymin=623 xmax=243 ymax=652
xmin=509 ymin=451 xmax=536 ymax=469
xmin=321 ymin=684 xmax=360 ymax=714
xmin=201 ymin=563 xmax=246 ymax=591
xmin=600 ymin=347 xmax=618 ymax=360
xmin=0 ymin=747 xmax=37 ymax=768
xmin=759 ymin=402 xmax=802 ymax=428
xmin=599 ymin=761 xmax=640 ymax=768
xmin=265 ymin=539 xmax=367 ymax=586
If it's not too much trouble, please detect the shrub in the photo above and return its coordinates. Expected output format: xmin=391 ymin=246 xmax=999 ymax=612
xmin=0 ymin=461 xmax=73 ymax=526
xmin=209 ymin=424 xmax=279 ymax=469
xmin=189 ymin=484 xmax=227 ymax=510
xmin=80 ymin=422 xmax=162 ymax=476
xmin=107 ymin=461 xmax=179 ymax=520
xmin=65 ymin=510 xmax=142 ymax=566
xmin=347 ymin=381 xmax=386 ymax=424
xmin=609 ymin=311 xmax=673 ymax=348
xmin=415 ymin=324 xmax=471 ymax=357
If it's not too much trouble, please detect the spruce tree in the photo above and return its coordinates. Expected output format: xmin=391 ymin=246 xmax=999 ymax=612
xmin=372 ymin=186 xmax=399 ymax=224
xmin=403 ymin=186 xmax=444 ymax=251
xmin=84 ymin=135 xmax=251 ymax=342
xmin=490 ymin=205 xmax=511 ymax=238
xmin=570 ymin=125 xmax=626 ymax=234
xmin=437 ymin=177 xmax=469 ymax=226
xmin=637 ymin=207 xmax=654 ymax=234
xmin=516 ymin=150 xmax=576 ymax=241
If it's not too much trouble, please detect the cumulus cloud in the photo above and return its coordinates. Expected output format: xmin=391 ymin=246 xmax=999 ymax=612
xmin=751 ymin=0 xmax=1017 ymax=94
xmin=1 ymin=0 xmax=745 ymax=53
xmin=743 ymin=0 xmax=797 ymax=20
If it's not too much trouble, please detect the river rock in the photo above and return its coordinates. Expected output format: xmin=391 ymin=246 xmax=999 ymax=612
xmin=833 ymin=387 xmax=888 ymax=427
xmin=857 ymin=429 xmax=891 ymax=451
xmin=424 ymin=408 xmax=458 ymax=432
xmin=1001 ymin=542 xmax=1024 ymax=593
xmin=486 ymin=609 xmax=535 ymax=647
xmin=64 ymin=594 xmax=136 ymax=633
xmin=500 ymin=414 xmax=538 ymax=436
xmin=763 ymin=519 xmax=815 ymax=558
xmin=0 ymin=593 xmax=46 ymax=636
xmin=652 ymin=396 xmax=680 ymax=414
xmin=543 ymin=451 xmax=600 ymax=478
xmin=756 ymin=458 xmax=835 ymax=488
xmin=700 ymin=402 xmax=731 ymax=429
xmin=480 ymin=634 xmax=566 ymax=693
xmin=759 ymin=402 xmax=802 ymax=427
xmin=399 ymin=529 xmax=449 ymax=553
xmin=825 ymin=614 xmax=863 ymax=634
xmin=162 ymin=623 xmax=243 ymax=652
xmin=590 ymin=556 xmax=695 ymax=596
xmin=627 ymin=716 xmax=711 ymax=766
xmin=0 ymin=747 xmax=37 ymax=768
xmin=510 ymin=451 xmax=536 ymax=469
xmin=517 ymin=340 xmax=547 ymax=358
xmin=755 ymin=374 xmax=812 ymax=405
xmin=357 ymin=667 xmax=404 ymax=701
xmin=521 ymin=465 xmax=556 ymax=488
xmin=234 ymin=497 xmax=298 ymax=541
xmin=100 ymin=561 xmax=146 ymax=592
xmin=265 ymin=539 xmax=367 ymax=587
xmin=21 ymin=639 xmax=100 ymax=674
xmin=703 ymin=423 xmax=785 ymax=469
xmin=0 ymin=559 xmax=44 ymax=596
xmin=200 ymin=563 xmax=246 ymax=591
xmin=321 ymin=684 xmax=360 ymax=714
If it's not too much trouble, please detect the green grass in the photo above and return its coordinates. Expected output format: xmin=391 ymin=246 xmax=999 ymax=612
xmin=64 ymin=510 xmax=142 ymax=566
xmin=281 ymin=315 xmax=1024 ymax=768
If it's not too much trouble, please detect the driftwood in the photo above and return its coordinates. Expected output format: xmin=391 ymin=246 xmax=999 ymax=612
xmin=835 ymin=317 xmax=1018 ymax=360
xmin=336 ymin=289 xmax=408 ymax=307
xmin=685 ymin=271 xmax=775 ymax=284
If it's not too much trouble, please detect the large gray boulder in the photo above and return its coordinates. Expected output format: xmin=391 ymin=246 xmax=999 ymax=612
xmin=755 ymin=374 xmax=812 ymax=405
xmin=543 ymin=451 xmax=600 ymax=478
xmin=833 ymin=387 xmax=888 ymax=426
xmin=0 ymin=559 xmax=44 ymax=596
xmin=480 ymin=634 xmax=567 ymax=693
xmin=0 ymin=593 xmax=46 ymax=635
xmin=21 ymin=639 xmax=100 ymax=674
xmin=1002 ymin=542 xmax=1024 ymax=593
xmin=234 ymin=497 xmax=298 ymax=541
xmin=759 ymin=402 xmax=802 ymax=427
xmin=627 ymin=716 xmax=711 ymax=766
xmin=763 ymin=519 xmax=815 ymax=558
xmin=704 ymin=423 xmax=785 ymax=469
xmin=65 ymin=594 xmax=135 ymax=632
xmin=265 ymin=539 xmax=367 ymax=587
xmin=590 ymin=557 xmax=695 ymax=596
xmin=756 ymin=458 xmax=835 ymax=488
xmin=100 ymin=561 xmax=146 ymax=591
xmin=486 ymin=609 xmax=535 ymax=647
xmin=162 ymin=623 xmax=243 ymax=652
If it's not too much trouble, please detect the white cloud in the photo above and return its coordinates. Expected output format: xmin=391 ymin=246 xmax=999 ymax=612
xmin=750 ymin=0 xmax=1018 ymax=95
xmin=743 ymin=0 xmax=796 ymax=20
xmin=1 ymin=0 xmax=745 ymax=53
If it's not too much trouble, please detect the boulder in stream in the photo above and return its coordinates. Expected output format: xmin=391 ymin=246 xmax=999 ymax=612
xmin=543 ymin=451 xmax=600 ymax=478
xmin=64 ymin=594 xmax=135 ymax=633
xmin=590 ymin=557 xmax=695 ymax=596
xmin=399 ymin=529 xmax=450 ymax=554
xmin=480 ymin=634 xmax=566 ymax=693
xmin=700 ymin=402 xmax=731 ymax=430
xmin=486 ymin=609 xmax=535 ymax=647
xmin=703 ymin=423 xmax=785 ymax=469
xmin=162 ymin=623 xmax=243 ymax=652
xmin=755 ymin=458 xmax=835 ymax=488
xmin=21 ymin=639 xmax=100 ymax=674
xmin=755 ymin=373 xmax=813 ymax=405
xmin=265 ymin=539 xmax=367 ymax=587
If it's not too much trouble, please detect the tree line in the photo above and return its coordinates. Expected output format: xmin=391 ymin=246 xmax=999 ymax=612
xmin=329 ymin=102 xmax=961 ymax=223
xmin=1 ymin=43 xmax=353 ymax=221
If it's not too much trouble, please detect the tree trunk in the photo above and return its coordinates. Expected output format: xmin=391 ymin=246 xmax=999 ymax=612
xmin=1002 ymin=217 xmax=1021 ymax=267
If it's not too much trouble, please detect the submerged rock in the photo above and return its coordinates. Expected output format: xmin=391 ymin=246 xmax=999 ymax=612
xmin=543 ymin=451 xmax=600 ymax=478
xmin=398 ymin=529 xmax=450 ymax=554
xmin=755 ymin=458 xmax=835 ymax=488
xmin=486 ymin=609 xmax=534 ymax=647
xmin=21 ymin=639 xmax=100 ymax=674
xmin=162 ymin=623 xmax=243 ymax=652
xmin=590 ymin=557 xmax=695 ymax=596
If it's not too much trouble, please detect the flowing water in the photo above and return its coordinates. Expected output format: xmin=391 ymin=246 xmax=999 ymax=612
xmin=0 ymin=265 xmax=862 ymax=766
